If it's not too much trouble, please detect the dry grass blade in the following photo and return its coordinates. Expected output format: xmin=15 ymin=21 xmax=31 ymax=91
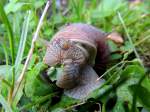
xmin=0 ymin=95 xmax=13 ymax=112
xmin=12 ymin=0 xmax=52 ymax=100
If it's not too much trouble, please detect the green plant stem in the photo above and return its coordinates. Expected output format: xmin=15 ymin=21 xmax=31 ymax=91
xmin=0 ymin=2 xmax=15 ymax=65
xmin=117 ymin=12 xmax=144 ymax=68
xmin=1 ymin=44 xmax=9 ymax=65
xmin=0 ymin=2 xmax=15 ymax=104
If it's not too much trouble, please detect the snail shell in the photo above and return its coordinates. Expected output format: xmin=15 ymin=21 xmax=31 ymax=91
xmin=43 ymin=23 xmax=109 ymax=99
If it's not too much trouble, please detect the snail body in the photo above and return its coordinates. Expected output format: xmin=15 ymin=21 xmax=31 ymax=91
xmin=43 ymin=23 xmax=109 ymax=99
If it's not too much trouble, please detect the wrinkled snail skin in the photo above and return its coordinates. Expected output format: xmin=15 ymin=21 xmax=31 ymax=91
xmin=56 ymin=43 xmax=88 ymax=89
xmin=44 ymin=38 xmax=89 ymax=89
xmin=56 ymin=61 xmax=81 ymax=89
xmin=64 ymin=65 xmax=104 ymax=99
xmin=43 ymin=23 xmax=109 ymax=99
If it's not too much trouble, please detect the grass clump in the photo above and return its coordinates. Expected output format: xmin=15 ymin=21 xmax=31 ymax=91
xmin=0 ymin=0 xmax=150 ymax=111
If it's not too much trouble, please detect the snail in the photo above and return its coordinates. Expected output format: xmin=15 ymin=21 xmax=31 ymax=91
xmin=43 ymin=23 xmax=110 ymax=99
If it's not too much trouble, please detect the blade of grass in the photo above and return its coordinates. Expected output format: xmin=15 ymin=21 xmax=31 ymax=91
xmin=12 ymin=0 xmax=52 ymax=100
xmin=0 ymin=95 xmax=13 ymax=112
xmin=0 ymin=1 xmax=15 ymax=104
xmin=15 ymin=11 xmax=31 ymax=73
xmin=96 ymin=60 xmax=124 ymax=81
xmin=1 ymin=43 xmax=9 ymax=65
xmin=0 ymin=2 xmax=15 ymax=65
xmin=134 ymin=35 xmax=150 ymax=46
xmin=117 ymin=12 xmax=144 ymax=68
xmin=97 ymin=60 xmax=141 ymax=87
xmin=71 ymin=0 xmax=84 ymax=20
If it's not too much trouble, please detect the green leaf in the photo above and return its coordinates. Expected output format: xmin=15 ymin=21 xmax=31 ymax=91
xmin=5 ymin=2 xmax=27 ymax=14
xmin=112 ymin=100 xmax=125 ymax=112
xmin=47 ymin=67 xmax=57 ymax=81
xmin=20 ymin=93 xmax=55 ymax=111
xmin=120 ymin=41 xmax=133 ymax=52
xmin=121 ymin=65 xmax=145 ymax=78
xmin=47 ymin=67 xmax=63 ymax=82
xmin=33 ymin=0 xmax=45 ymax=9
xmin=108 ymin=40 xmax=119 ymax=52
xmin=0 ymin=95 xmax=13 ymax=112
xmin=51 ymin=108 xmax=65 ymax=112
xmin=51 ymin=95 xmax=79 ymax=111
xmin=0 ymin=65 xmax=12 ymax=98
xmin=25 ymin=62 xmax=53 ymax=97
xmin=117 ymin=65 xmax=145 ymax=104
xmin=129 ymin=84 xmax=150 ymax=110
xmin=89 ymin=85 xmax=112 ymax=102
xmin=111 ymin=54 xmax=122 ymax=60
xmin=141 ymin=75 xmax=150 ymax=92
xmin=0 ymin=65 xmax=12 ymax=79
xmin=12 ymin=80 xmax=25 ymax=107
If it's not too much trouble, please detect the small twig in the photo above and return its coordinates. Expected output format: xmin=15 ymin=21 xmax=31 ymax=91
xmin=64 ymin=101 xmax=86 ymax=111
xmin=12 ymin=0 xmax=52 ymax=99
xmin=96 ymin=61 xmax=124 ymax=81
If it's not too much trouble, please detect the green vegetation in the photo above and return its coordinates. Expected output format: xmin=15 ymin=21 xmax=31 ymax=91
xmin=0 ymin=0 xmax=150 ymax=111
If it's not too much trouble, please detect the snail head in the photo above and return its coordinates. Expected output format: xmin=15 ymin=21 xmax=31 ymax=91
xmin=43 ymin=38 xmax=88 ymax=89
xmin=43 ymin=38 xmax=73 ymax=66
